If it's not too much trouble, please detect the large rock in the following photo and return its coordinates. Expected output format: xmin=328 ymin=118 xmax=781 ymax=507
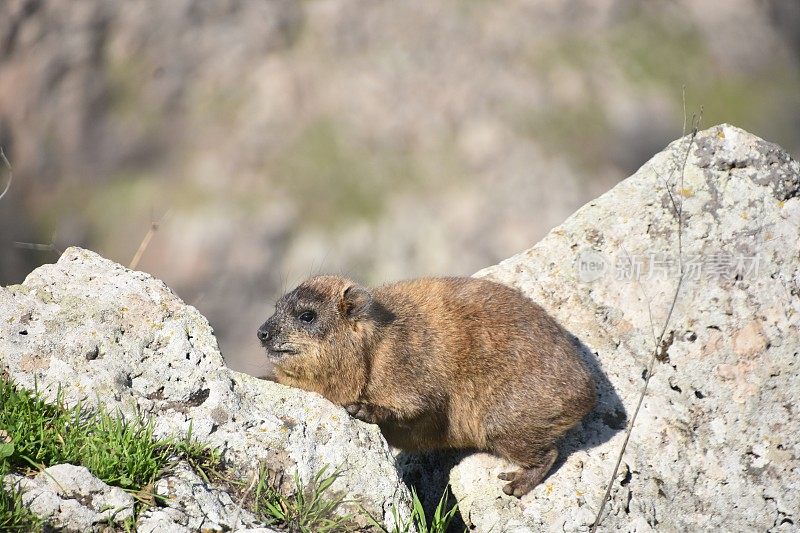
xmin=439 ymin=124 xmax=798 ymax=531
xmin=0 ymin=247 xmax=412 ymax=531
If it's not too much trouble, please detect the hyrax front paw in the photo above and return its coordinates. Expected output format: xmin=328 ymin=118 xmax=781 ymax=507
xmin=345 ymin=403 xmax=377 ymax=424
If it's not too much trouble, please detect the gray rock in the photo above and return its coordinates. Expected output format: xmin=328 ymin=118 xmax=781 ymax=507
xmin=136 ymin=461 xmax=273 ymax=532
xmin=135 ymin=509 xmax=193 ymax=533
xmin=3 ymin=464 xmax=134 ymax=531
xmin=442 ymin=124 xmax=799 ymax=531
xmin=0 ymin=247 xmax=412 ymax=530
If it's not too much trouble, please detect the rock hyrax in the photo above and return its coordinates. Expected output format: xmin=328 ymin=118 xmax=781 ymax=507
xmin=257 ymin=275 xmax=596 ymax=497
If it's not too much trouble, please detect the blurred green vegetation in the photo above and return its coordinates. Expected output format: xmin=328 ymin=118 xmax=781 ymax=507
xmin=608 ymin=7 xmax=706 ymax=87
xmin=273 ymin=118 xmax=427 ymax=227
xmin=518 ymin=6 xmax=800 ymax=173
xmin=105 ymin=53 xmax=163 ymax=139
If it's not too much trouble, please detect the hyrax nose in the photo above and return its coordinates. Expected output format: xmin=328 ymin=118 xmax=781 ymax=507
xmin=257 ymin=325 xmax=270 ymax=342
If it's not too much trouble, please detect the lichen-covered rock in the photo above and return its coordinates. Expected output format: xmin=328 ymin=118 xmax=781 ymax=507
xmin=3 ymin=464 xmax=134 ymax=531
xmin=0 ymin=247 xmax=412 ymax=530
xmin=137 ymin=461 xmax=265 ymax=532
xmin=443 ymin=124 xmax=798 ymax=531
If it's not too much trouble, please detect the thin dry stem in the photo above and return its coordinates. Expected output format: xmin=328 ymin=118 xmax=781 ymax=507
xmin=129 ymin=211 xmax=170 ymax=270
xmin=0 ymin=148 xmax=13 ymax=201
xmin=230 ymin=468 xmax=260 ymax=529
xmin=590 ymin=119 xmax=700 ymax=532
xmin=681 ymin=86 xmax=687 ymax=137
xmin=14 ymin=232 xmax=62 ymax=256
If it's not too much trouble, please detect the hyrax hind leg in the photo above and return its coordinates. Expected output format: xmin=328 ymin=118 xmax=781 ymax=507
xmin=494 ymin=441 xmax=558 ymax=498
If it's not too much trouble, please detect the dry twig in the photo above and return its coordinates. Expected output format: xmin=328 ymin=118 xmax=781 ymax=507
xmin=0 ymin=148 xmax=13 ymax=201
xmin=230 ymin=468 xmax=261 ymax=530
xmin=590 ymin=113 xmax=701 ymax=532
xmin=14 ymin=232 xmax=63 ymax=256
xmin=129 ymin=210 xmax=170 ymax=270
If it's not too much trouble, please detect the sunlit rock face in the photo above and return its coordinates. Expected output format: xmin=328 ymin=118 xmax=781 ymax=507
xmin=440 ymin=124 xmax=799 ymax=531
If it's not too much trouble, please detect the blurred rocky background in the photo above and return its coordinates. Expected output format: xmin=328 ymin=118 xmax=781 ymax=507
xmin=1 ymin=0 xmax=799 ymax=374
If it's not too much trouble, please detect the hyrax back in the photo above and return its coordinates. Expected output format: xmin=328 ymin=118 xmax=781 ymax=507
xmin=258 ymin=275 xmax=596 ymax=497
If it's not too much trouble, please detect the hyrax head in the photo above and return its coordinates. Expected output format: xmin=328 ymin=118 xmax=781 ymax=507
xmin=257 ymin=276 xmax=378 ymax=374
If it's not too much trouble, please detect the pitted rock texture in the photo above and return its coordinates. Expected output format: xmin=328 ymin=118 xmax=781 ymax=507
xmin=3 ymin=464 xmax=134 ymax=532
xmin=136 ymin=462 xmax=270 ymax=533
xmin=444 ymin=124 xmax=798 ymax=532
xmin=0 ymin=247 xmax=411 ymax=531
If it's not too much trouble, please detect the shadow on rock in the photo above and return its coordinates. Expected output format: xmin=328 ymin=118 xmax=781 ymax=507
xmin=395 ymin=449 xmax=472 ymax=533
xmin=555 ymin=334 xmax=627 ymax=469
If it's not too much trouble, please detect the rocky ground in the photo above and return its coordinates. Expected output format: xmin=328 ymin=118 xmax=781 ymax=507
xmin=1 ymin=125 xmax=797 ymax=531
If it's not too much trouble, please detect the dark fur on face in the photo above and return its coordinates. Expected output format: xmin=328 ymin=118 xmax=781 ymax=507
xmin=258 ymin=276 xmax=390 ymax=404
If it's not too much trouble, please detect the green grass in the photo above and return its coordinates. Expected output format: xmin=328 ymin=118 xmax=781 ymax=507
xmin=0 ymin=379 xmax=86 ymax=469
xmin=0 ymin=455 xmax=41 ymax=532
xmin=407 ymin=488 xmax=461 ymax=533
xmin=365 ymin=487 xmax=462 ymax=533
xmin=253 ymin=465 xmax=356 ymax=533
xmin=0 ymin=378 xmax=170 ymax=490
xmin=173 ymin=422 xmax=224 ymax=485
xmin=0 ymin=479 xmax=41 ymax=532
xmin=252 ymin=466 xmax=462 ymax=533
xmin=0 ymin=376 xmax=223 ymax=528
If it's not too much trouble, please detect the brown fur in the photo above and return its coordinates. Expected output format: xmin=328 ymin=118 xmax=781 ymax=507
xmin=257 ymin=276 xmax=596 ymax=497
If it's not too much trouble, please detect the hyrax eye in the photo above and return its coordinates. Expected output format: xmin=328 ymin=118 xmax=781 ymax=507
xmin=298 ymin=310 xmax=316 ymax=324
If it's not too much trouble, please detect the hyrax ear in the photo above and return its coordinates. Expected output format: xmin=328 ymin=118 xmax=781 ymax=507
xmin=340 ymin=285 xmax=373 ymax=320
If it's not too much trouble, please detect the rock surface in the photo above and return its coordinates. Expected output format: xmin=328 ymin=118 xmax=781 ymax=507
xmin=3 ymin=464 xmax=134 ymax=531
xmin=446 ymin=124 xmax=798 ymax=531
xmin=136 ymin=461 xmax=266 ymax=533
xmin=0 ymin=247 xmax=411 ymax=531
